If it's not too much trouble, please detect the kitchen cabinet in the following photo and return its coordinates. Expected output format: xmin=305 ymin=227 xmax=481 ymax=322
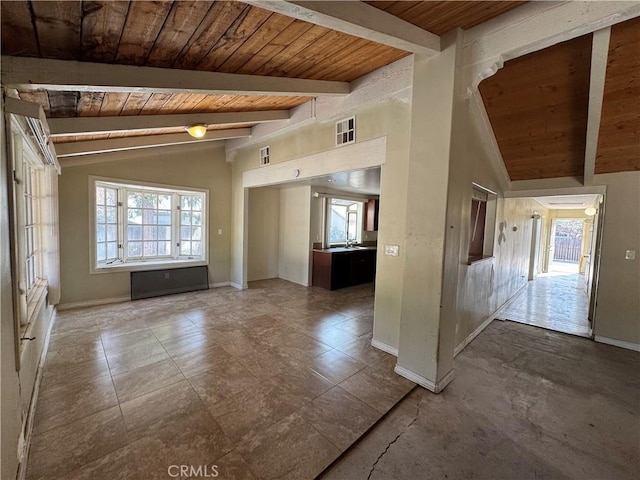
xmin=365 ymin=198 xmax=379 ymax=231
xmin=312 ymin=247 xmax=376 ymax=290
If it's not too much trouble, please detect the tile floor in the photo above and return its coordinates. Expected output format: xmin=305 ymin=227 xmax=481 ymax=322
xmin=499 ymin=271 xmax=590 ymax=337
xmin=27 ymin=280 xmax=414 ymax=480
xmin=322 ymin=320 xmax=640 ymax=480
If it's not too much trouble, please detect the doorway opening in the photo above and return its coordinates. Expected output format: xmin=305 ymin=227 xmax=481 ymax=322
xmin=501 ymin=194 xmax=604 ymax=338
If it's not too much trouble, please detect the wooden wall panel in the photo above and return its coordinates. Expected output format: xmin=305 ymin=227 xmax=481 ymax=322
xmin=595 ymin=17 xmax=640 ymax=174
xmin=479 ymin=34 xmax=592 ymax=181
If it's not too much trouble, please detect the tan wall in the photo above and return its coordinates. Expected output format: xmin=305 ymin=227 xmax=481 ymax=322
xmin=594 ymin=172 xmax=640 ymax=345
xmin=58 ymin=144 xmax=231 ymax=304
xmin=247 ymin=187 xmax=280 ymax=281
xmin=230 ymin=98 xmax=411 ymax=348
xmin=278 ymin=185 xmax=312 ymax=286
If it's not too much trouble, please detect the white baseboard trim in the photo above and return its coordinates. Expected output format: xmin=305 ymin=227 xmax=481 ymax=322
xmin=57 ymin=296 xmax=130 ymax=311
xmin=229 ymin=282 xmax=246 ymax=290
xmin=594 ymin=336 xmax=640 ymax=352
xmin=371 ymin=339 xmax=398 ymax=356
xmin=17 ymin=307 xmax=56 ymax=480
xmin=211 ymin=282 xmax=230 ymax=288
xmin=394 ymin=365 xmax=455 ymax=394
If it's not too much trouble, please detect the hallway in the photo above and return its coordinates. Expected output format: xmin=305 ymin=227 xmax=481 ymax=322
xmin=498 ymin=271 xmax=590 ymax=337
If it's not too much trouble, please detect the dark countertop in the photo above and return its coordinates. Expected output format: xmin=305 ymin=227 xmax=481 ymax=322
xmin=313 ymin=246 xmax=377 ymax=253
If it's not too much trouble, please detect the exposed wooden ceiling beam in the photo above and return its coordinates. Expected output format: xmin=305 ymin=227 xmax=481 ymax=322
xmin=1 ymin=57 xmax=350 ymax=96
xmin=242 ymin=0 xmax=440 ymax=55
xmin=55 ymin=128 xmax=252 ymax=157
xmin=464 ymin=1 xmax=640 ymax=90
xmin=583 ymin=27 xmax=611 ymax=187
xmin=48 ymin=110 xmax=289 ymax=137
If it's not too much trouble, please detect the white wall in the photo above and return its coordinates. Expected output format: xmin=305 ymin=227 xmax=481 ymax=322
xmin=278 ymin=185 xmax=312 ymax=286
xmin=594 ymin=172 xmax=640 ymax=345
xmin=58 ymin=144 xmax=232 ymax=305
xmin=247 ymin=187 xmax=280 ymax=281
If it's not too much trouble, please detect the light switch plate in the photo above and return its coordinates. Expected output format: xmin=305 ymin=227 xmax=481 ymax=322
xmin=625 ymin=250 xmax=636 ymax=260
xmin=385 ymin=244 xmax=399 ymax=257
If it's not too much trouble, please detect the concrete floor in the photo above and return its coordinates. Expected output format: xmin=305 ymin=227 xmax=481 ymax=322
xmin=322 ymin=320 xmax=640 ymax=480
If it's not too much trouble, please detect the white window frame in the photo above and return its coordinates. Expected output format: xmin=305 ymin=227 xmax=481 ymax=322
xmin=89 ymin=176 xmax=209 ymax=274
xmin=326 ymin=197 xmax=365 ymax=246
xmin=259 ymin=146 xmax=270 ymax=166
xmin=8 ymin=121 xmax=49 ymax=341
xmin=336 ymin=116 xmax=356 ymax=147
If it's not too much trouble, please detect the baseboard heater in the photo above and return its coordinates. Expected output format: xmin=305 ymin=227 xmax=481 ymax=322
xmin=130 ymin=266 xmax=209 ymax=300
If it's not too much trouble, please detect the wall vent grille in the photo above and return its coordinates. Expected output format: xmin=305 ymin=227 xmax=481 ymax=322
xmin=336 ymin=116 xmax=355 ymax=146
xmin=260 ymin=146 xmax=270 ymax=166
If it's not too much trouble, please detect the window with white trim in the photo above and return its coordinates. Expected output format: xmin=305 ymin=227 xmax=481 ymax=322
xmin=92 ymin=178 xmax=207 ymax=271
xmin=327 ymin=197 xmax=364 ymax=246
xmin=335 ymin=116 xmax=355 ymax=146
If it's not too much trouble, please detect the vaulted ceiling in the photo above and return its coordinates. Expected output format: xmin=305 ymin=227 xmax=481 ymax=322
xmin=479 ymin=16 xmax=640 ymax=181
xmin=1 ymin=1 xmax=637 ymax=181
xmin=1 ymin=0 xmax=523 ymax=148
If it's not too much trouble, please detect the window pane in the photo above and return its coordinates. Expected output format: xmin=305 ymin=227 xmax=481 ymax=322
xmin=96 ymin=206 xmax=105 ymax=224
xmin=347 ymin=212 xmax=357 ymax=241
xmin=180 ymin=241 xmax=191 ymax=255
xmin=143 ymin=225 xmax=157 ymax=241
xmin=192 ymin=241 xmax=202 ymax=256
xmin=97 ymin=242 xmax=106 ymax=261
xmin=158 ymin=241 xmax=171 ymax=256
xmin=157 ymin=210 xmax=172 ymax=225
xmin=128 ymin=192 xmax=142 ymax=208
xmin=192 ymin=212 xmax=202 ymax=226
xmin=191 ymin=196 xmax=202 ymax=211
xmin=128 ymin=225 xmax=142 ymax=241
xmin=128 ymin=209 xmax=142 ymax=224
xmin=143 ymin=209 xmax=156 ymax=224
xmin=107 ymin=242 xmax=117 ymax=259
xmin=329 ymin=204 xmax=347 ymax=244
xmin=128 ymin=242 xmax=142 ymax=257
xmin=106 ymin=206 xmax=117 ymax=223
xmin=97 ymin=224 xmax=106 ymax=242
xmin=158 ymin=194 xmax=171 ymax=210
xmin=143 ymin=242 xmax=157 ymax=257
xmin=142 ymin=193 xmax=157 ymax=209
xmin=158 ymin=226 xmax=171 ymax=241
xmin=96 ymin=186 xmax=105 ymax=205
xmin=106 ymin=188 xmax=117 ymax=206
xmin=181 ymin=212 xmax=191 ymax=225
xmin=107 ymin=224 xmax=118 ymax=242
xmin=181 ymin=226 xmax=191 ymax=240
xmin=181 ymin=196 xmax=191 ymax=210
xmin=191 ymin=226 xmax=202 ymax=241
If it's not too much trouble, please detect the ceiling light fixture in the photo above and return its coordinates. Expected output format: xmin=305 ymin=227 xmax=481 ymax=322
xmin=185 ymin=124 xmax=207 ymax=138
xmin=585 ymin=207 xmax=597 ymax=216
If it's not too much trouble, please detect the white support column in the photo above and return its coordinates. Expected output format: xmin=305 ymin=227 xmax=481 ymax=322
xmin=584 ymin=27 xmax=611 ymax=186
xmin=394 ymin=31 xmax=461 ymax=393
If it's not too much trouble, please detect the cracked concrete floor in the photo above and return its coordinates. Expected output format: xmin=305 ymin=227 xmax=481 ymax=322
xmin=320 ymin=320 xmax=640 ymax=480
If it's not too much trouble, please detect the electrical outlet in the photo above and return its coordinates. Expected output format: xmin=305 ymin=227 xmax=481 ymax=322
xmin=625 ymin=250 xmax=636 ymax=260
xmin=385 ymin=244 xmax=399 ymax=257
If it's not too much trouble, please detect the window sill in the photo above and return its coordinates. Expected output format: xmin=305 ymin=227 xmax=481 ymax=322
xmin=92 ymin=259 xmax=207 ymax=275
xmin=21 ymin=280 xmax=48 ymax=344
xmin=467 ymin=255 xmax=494 ymax=266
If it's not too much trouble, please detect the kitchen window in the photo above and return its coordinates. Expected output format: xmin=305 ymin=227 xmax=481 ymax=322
xmin=91 ymin=178 xmax=207 ymax=272
xmin=468 ymin=184 xmax=497 ymax=263
xmin=327 ymin=198 xmax=364 ymax=246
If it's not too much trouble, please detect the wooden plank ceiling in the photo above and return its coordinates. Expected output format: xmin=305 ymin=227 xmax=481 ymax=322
xmin=1 ymin=0 xmax=526 ymax=144
xmin=365 ymin=1 xmax=527 ymax=35
xmin=595 ymin=16 xmax=640 ymax=174
xmin=479 ymin=34 xmax=593 ymax=181
xmin=480 ymin=15 xmax=640 ymax=181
